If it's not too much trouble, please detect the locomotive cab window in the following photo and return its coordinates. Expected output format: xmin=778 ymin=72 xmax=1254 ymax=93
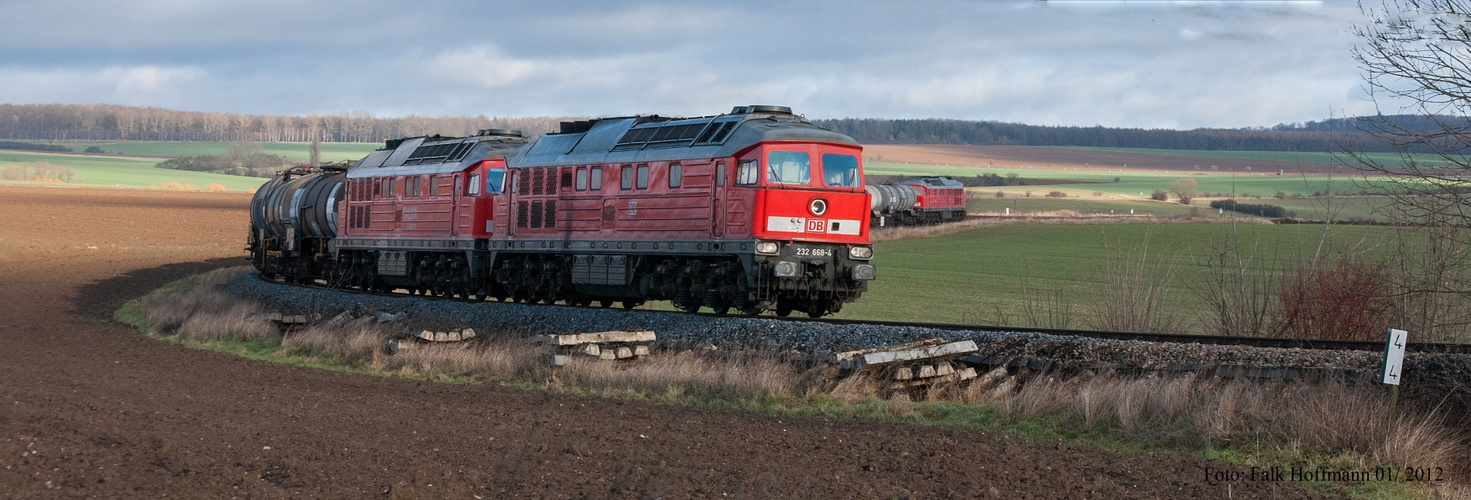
xmin=621 ymin=166 xmax=633 ymax=190
xmin=668 ymin=163 xmax=681 ymax=188
xmin=766 ymin=151 xmax=810 ymax=185
xmin=468 ymin=174 xmax=480 ymax=195
xmin=590 ymin=167 xmax=602 ymax=190
xmin=735 ymin=160 xmax=758 ymax=185
xmin=575 ymin=168 xmax=587 ymax=191
xmin=484 ymin=167 xmax=505 ymax=194
xmin=820 ymin=153 xmax=860 ymax=187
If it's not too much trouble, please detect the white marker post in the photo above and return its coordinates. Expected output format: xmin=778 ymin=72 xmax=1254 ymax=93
xmin=1381 ymin=328 xmax=1408 ymax=420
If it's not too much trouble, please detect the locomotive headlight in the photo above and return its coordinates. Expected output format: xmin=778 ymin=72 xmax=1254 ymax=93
xmin=852 ymin=264 xmax=877 ymax=281
xmin=755 ymin=241 xmax=780 ymax=255
xmin=808 ymin=198 xmax=828 ymax=216
xmin=848 ymin=245 xmax=873 ymax=260
xmin=773 ymin=261 xmax=799 ymax=277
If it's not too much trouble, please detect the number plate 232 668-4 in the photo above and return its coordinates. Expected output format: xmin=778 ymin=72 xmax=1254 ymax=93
xmin=793 ymin=246 xmax=833 ymax=257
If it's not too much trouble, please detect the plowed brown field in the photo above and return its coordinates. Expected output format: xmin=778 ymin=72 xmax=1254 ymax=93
xmin=864 ymin=144 xmax=1353 ymax=174
xmin=0 ymin=185 xmax=1321 ymax=498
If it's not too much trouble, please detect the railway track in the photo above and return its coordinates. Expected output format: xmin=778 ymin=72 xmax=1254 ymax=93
xmin=267 ymin=275 xmax=1471 ymax=356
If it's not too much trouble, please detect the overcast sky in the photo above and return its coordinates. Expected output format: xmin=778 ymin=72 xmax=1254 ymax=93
xmin=0 ymin=0 xmax=1387 ymax=129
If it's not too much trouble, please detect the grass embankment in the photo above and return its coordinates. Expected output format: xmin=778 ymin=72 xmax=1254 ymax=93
xmin=849 ymin=222 xmax=1401 ymax=328
xmin=116 ymin=267 xmax=1466 ymax=499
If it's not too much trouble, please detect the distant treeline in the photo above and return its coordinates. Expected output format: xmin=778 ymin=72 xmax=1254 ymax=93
xmin=0 ymin=140 xmax=71 ymax=152
xmin=0 ymin=103 xmax=1453 ymax=153
xmin=0 ymin=104 xmax=571 ymax=143
xmin=811 ymin=117 xmax=1428 ymax=153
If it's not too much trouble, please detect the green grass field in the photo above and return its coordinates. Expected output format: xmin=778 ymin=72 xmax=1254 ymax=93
xmin=1048 ymin=146 xmax=1449 ymax=168
xmin=966 ymin=196 xmax=1201 ymax=217
xmin=834 ymin=222 xmax=1402 ymax=330
xmin=0 ymin=150 xmax=268 ymax=191
xmin=42 ymin=141 xmax=381 ymax=162
xmin=866 ymin=161 xmax=1371 ymax=198
xmin=0 ymin=141 xmax=385 ymax=191
xmin=963 ymin=195 xmax=1396 ymax=222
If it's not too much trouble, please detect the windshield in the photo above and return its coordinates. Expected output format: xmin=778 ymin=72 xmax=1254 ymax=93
xmin=484 ymin=167 xmax=505 ymax=194
xmin=766 ymin=151 xmax=810 ymax=185
xmin=821 ymin=154 xmax=860 ymax=187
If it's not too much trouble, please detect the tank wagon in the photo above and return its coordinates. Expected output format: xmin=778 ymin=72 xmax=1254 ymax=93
xmin=249 ymin=105 xmax=876 ymax=317
xmin=866 ymin=176 xmax=967 ymax=226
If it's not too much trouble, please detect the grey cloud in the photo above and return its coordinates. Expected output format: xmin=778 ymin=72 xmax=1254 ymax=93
xmin=0 ymin=0 xmax=1386 ymax=129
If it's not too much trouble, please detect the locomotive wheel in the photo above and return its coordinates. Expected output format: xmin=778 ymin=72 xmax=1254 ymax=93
xmin=740 ymin=303 xmax=762 ymax=316
xmin=598 ymin=299 xmax=613 ymax=308
xmin=678 ymin=300 xmax=700 ymax=313
xmin=621 ymin=300 xmax=640 ymax=310
xmin=712 ymin=305 xmax=730 ymax=315
xmin=775 ymin=307 xmax=792 ymax=317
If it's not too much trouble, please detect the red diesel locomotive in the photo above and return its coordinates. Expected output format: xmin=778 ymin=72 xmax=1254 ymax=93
xmin=866 ymin=176 xmax=968 ymax=226
xmin=249 ymin=105 xmax=876 ymax=317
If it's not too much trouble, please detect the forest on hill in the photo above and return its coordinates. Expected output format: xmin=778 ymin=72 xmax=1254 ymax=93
xmin=0 ymin=103 xmax=1437 ymax=153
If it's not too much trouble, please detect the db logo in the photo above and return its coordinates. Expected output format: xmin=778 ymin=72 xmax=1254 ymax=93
xmin=805 ymin=219 xmax=826 ymax=232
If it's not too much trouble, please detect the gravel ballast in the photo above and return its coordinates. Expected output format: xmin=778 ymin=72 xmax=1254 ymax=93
xmin=225 ymin=272 xmax=1471 ymax=392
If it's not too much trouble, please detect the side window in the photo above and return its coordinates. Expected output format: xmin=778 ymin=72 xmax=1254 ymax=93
xmin=468 ymin=174 xmax=480 ymax=195
xmin=668 ymin=163 xmax=681 ymax=188
xmin=386 ymin=177 xmax=396 ymax=198
xmin=575 ymin=167 xmax=587 ymax=191
xmin=636 ymin=164 xmax=649 ymax=189
xmin=373 ymin=178 xmax=381 ymax=198
xmin=411 ymin=176 xmax=420 ymax=197
xmin=590 ymin=167 xmax=602 ymax=190
xmin=716 ymin=161 xmax=726 ymax=187
xmin=485 ymin=168 xmax=504 ymax=194
xmin=621 ymin=165 xmax=633 ymax=190
xmin=429 ymin=175 xmax=438 ymax=196
xmin=766 ymin=151 xmax=811 ymax=185
xmin=736 ymin=160 xmax=758 ymax=185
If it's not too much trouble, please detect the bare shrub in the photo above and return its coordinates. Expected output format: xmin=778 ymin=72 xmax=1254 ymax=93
xmin=1193 ymin=231 xmax=1285 ymax=337
xmin=0 ymin=165 xmax=24 ymax=180
xmin=1170 ymin=178 xmax=1197 ymax=205
xmin=1085 ymin=234 xmax=1184 ymax=333
xmin=1277 ymin=254 xmax=1394 ymax=341
xmin=1383 ymin=222 xmax=1471 ymax=343
xmin=1018 ymin=272 xmax=1074 ymax=329
xmin=1151 ymin=190 xmax=1168 ymax=201
xmin=1045 ymin=191 xmax=1067 ymax=198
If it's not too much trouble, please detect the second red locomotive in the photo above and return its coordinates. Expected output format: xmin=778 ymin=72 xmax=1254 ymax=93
xmin=250 ymin=105 xmax=876 ymax=317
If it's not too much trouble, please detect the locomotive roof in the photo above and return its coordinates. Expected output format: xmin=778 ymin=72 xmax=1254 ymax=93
xmin=346 ymin=132 xmax=529 ymax=179
xmin=901 ymin=177 xmax=964 ymax=189
xmin=504 ymin=105 xmax=858 ymax=168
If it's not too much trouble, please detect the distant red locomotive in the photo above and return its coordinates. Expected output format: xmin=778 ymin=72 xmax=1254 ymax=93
xmin=249 ymin=105 xmax=875 ymax=317
xmin=866 ymin=176 xmax=967 ymax=226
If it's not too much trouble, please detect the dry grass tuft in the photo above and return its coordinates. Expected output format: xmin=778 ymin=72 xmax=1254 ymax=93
xmin=555 ymin=350 xmax=800 ymax=400
xmin=135 ymin=267 xmax=277 ymax=341
xmin=970 ymin=371 xmax=1467 ymax=469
